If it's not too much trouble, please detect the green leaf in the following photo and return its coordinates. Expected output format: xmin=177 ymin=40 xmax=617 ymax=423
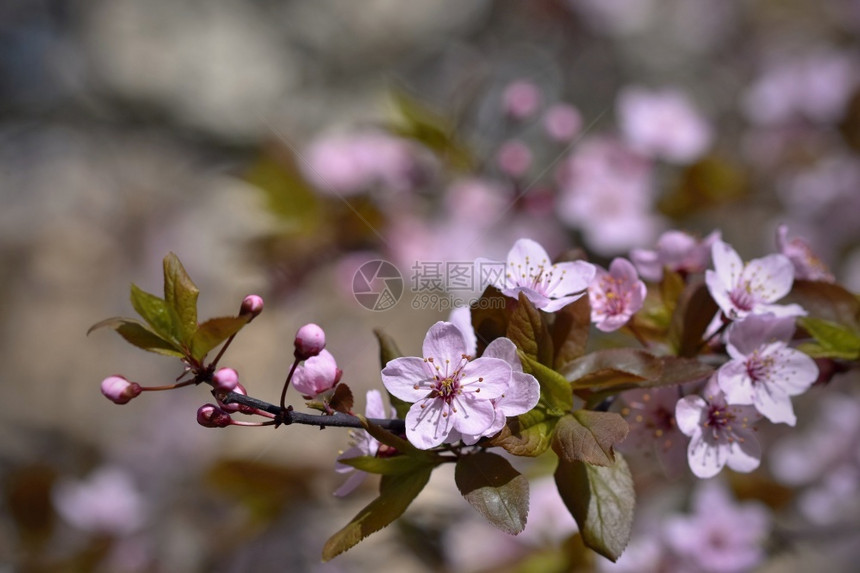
xmin=521 ymin=353 xmax=573 ymax=414
xmin=455 ymin=452 xmax=529 ymax=535
xmin=87 ymin=317 xmax=185 ymax=358
xmin=488 ymin=405 xmax=560 ymax=457
xmin=797 ymin=316 xmax=860 ymax=359
xmin=507 ymin=293 xmax=554 ymax=366
xmin=339 ymin=454 xmax=438 ymax=476
xmin=668 ymin=281 xmax=720 ymax=357
xmin=162 ymin=253 xmax=200 ymax=344
xmin=129 ymin=283 xmax=180 ymax=345
xmin=322 ymin=463 xmax=433 ymax=561
xmin=785 ymin=280 xmax=860 ymax=330
xmin=373 ymin=329 xmax=411 ymax=420
xmin=189 ymin=316 xmax=250 ymax=362
xmin=555 ymin=455 xmax=635 ymax=562
xmin=470 ymin=286 xmax=513 ymax=355
xmin=552 ymin=411 xmax=629 ymax=466
xmin=551 ymin=297 xmax=591 ymax=370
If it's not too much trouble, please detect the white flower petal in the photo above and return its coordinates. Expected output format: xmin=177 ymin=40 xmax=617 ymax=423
xmin=405 ymin=399 xmax=452 ymax=449
xmin=687 ymin=433 xmax=727 ymax=478
xmin=382 ymin=357 xmax=433 ymax=402
xmin=459 ymin=357 xmax=512 ymax=400
xmin=743 ymin=254 xmax=795 ymax=303
xmin=422 ymin=321 xmax=467 ymax=365
xmin=451 ymin=394 xmax=497 ymax=436
xmin=675 ymin=395 xmax=706 ymax=436
xmin=726 ymin=429 xmax=761 ymax=473
xmin=753 ymin=384 xmax=796 ymax=425
xmin=497 ymin=371 xmax=540 ymax=416
xmin=483 ymin=337 xmax=522 ymax=371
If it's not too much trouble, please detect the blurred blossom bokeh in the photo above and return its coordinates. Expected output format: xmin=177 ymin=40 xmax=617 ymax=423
xmin=2 ymin=0 xmax=860 ymax=571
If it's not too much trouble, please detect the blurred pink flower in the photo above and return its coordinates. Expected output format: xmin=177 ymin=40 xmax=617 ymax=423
xmin=334 ymin=389 xmax=392 ymax=497
xmin=676 ymin=377 xmax=761 ymax=479
xmin=617 ymin=86 xmax=712 ymax=164
xmin=496 ymin=140 xmax=533 ymax=178
xmin=618 ymin=387 xmax=688 ymax=478
xmin=302 ymin=130 xmax=434 ymax=196
xmin=663 ymin=480 xmax=770 ymax=573
xmin=543 ymin=103 xmax=582 ymax=142
xmin=53 ymin=466 xmax=146 ymax=536
xmin=588 ymin=257 xmax=647 ymax=332
xmin=502 ymin=80 xmax=541 ymax=120
xmin=556 ymin=136 xmax=662 ymax=255
xmin=705 ymin=239 xmax=805 ymax=320
xmin=718 ymin=314 xmax=818 ymax=426
xmin=743 ymin=49 xmax=858 ymax=125
xmin=630 ymin=229 xmax=721 ymax=282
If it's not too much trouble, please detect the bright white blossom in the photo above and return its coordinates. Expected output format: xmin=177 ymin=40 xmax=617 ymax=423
xmin=334 ymin=390 xmax=391 ymax=497
xmin=588 ymin=257 xmax=646 ymax=332
xmin=718 ymin=314 xmax=819 ymax=426
xmin=676 ymin=377 xmax=761 ymax=479
xmin=382 ymin=322 xmax=512 ymax=449
xmin=775 ymin=224 xmax=835 ymax=283
xmin=705 ymin=239 xmax=805 ymax=320
xmin=630 ymin=229 xmax=721 ymax=282
xmin=483 ymin=238 xmax=596 ymax=313
xmin=663 ymin=480 xmax=770 ymax=573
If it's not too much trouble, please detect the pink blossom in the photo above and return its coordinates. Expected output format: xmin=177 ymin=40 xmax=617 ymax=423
xmin=53 ymin=466 xmax=147 ymax=535
xmin=588 ymin=258 xmax=646 ymax=332
xmin=100 ymin=375 xmax=142 ymax=405
xmin=451 ymin=337 xmax=540 ymax=444
xmin=502 ymin=80 xmax=541 ymax=120
xmin=663 ymin=480 xmax=770 ymax=573
xmin=302 ymin=131 xmax=434 ymax=196
xmin=334 ymin=389 xmax=392 ymax=497
xmin=381 ymin=322 xmax=512 ymax=449
xmin=294 ymin=322 xmax=326 ymax=360
xmin=496 ymin=140 xmax=533 ymax=178
xmin=618 ymin=387 xmax=688 ymax=478
xmin=675 ymin=378 xmax=761 ymax=478
xmin=482 ymin=238 xmax=596 ymax=313
xmin=775 ymin=224 xmax=834 ymax=282
xmin=617 ymin=86 xmax=712 ymax=164
xmin=542 ymin=103 xmax=582 ymax=142
xmin=705 ymin=239 xmax=806 ymax=320
xmin=630 ymin=229 xmax=721 ymax=282
xmin=292 ymin=349 xmax=342 ymax=398
xmin=718 ymin=314 xmax=819 ymax=426
xmin=556 ymin=136 xmax=662 ymax=255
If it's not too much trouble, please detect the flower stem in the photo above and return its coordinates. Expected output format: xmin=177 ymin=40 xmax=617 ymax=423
xmin=279 ymin=358 xmax=300 ymax=412
xmin=140 ymin=379 xmax=197 ymax=392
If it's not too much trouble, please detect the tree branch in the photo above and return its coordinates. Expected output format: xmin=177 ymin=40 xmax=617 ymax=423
xmin=221 ymin=391 xmax=407 ymax=433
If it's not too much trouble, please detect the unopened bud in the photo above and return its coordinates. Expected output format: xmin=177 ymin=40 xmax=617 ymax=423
xmin=496 ymin=140 xmax=532 ymax=179
xmin=217 ymin=382 xmax=255 ymax=414
xmin=239 ymin=295 xmax=264 ymax=320
xmin=212 ymin=367 xmax=239 ymax=392
xmin=292 ymin=349 xmax=342 ymax=398
xmin=196 ymin=404 xmax=232 ymax=428
xmin=502 ymin=80 xmax=541 ymax=121
xmin=294 ymin=323 xmax=326 ymax=360
xmin=100 ymin=375 xmax=142 ymax=405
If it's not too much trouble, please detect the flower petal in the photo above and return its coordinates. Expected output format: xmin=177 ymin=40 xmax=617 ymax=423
xmin=675 ymin=395 xmax=706 ymax=436
xmin=506 ymin=238 xmax=552 ymax=286
xmin=483 ymin=337 xmax=522 ymax=371
xmin=405 ymin=399 xmax=452 ymax=449
xmin=726 ymin=428 xmax=761 ymax=473
xmin=549 ymin=260 xmax=597 ymax=296
xmin=459 ymin=357 xmax=512 ymax=400
xmin=687 ymin=433 xmax=726 ymax=478
xmin=711 ymin=240 xmax=744 ymax=289
xmin=451 ymin=394 xmax=497 ymax=436
xmin=717 ymin=361 xmax=755 ymax=405
xmin=422 ymin=321 xmax=468 ymax=364
xmin=752 ymin=384 xmax=796 ymax=425
xmin=449 ymin=306 xmax=477 ymax=356
xmin=743 ymin=253 xmax=794 ymax=303
xmin=497 ymin=371 xmax=540 ymax=416
xmin=382 ymin=357 xmax=433 ymax=402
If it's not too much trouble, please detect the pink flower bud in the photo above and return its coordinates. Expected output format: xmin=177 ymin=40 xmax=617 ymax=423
xmin=496 ymin=140 xmax=533 ymax=179
xmin=294 ymin=323 xmax=326 ymax=360
xmin=292 ymin=349 xmax=342 ymax=398
xmin=212 ymin=368 xmax=239 ymax=392
xmin=218 ymin=382 xmax=255 ymax=414
xmin=100 ymin=375 xmax=142 ymax=405
xmin=543 ymin=103 xmax=582 ymax=142
xmin=502 ymin=80 xmax=541 ymax=120
xmin=239 ymin=294 xmax=264 ymax=319
xmin=196 ymin=404 xmax=232 ymax=428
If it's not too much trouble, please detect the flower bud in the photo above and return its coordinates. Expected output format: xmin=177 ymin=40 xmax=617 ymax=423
xmin=212 ymin=367 xmax=239 ymax=392
xmin=292 ymin=349 xmax=342 ymax=398
xmin=100 ymin=375 xmax=142 ymax=405
xmin=196 ymin=404 xmax=232 ymax=428
xmin=239 ymin=294 xmax=264 ymax=320
xmin=294 ymin=323 xmax=326 ymax=360
xmin=502 ymin=80 xmax=541 ymax=120
xmin=496 ymin=140 xmax=532 ymax=179
xmin=217 ymin=382 xmax=255 ymax=414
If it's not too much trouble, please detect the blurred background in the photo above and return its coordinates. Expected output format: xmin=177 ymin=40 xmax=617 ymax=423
xmin=2 ymin=0 xmax=860 ymax=571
